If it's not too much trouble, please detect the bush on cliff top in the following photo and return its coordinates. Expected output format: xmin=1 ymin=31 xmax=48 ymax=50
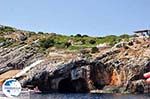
xmin=39 ymin=37 xmax=55 ymax=49
xmin=0 ymin=26 xmax=15 ymax=33
xmin=91 ymin=47 xmax=99 ymax=53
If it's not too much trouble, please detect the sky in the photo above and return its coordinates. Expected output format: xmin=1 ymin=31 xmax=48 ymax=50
xmin=0 ymin=0 xmax=150 ymax=36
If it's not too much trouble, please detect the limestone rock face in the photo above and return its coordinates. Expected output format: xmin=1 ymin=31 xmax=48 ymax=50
xmin=2 ymin=25 xmax=150 ymax=93
xmin=19 ymin=38 xmax=150 ymax=93
xmin=0 ymin=30 xmax=150 ymax=94
xmin=0 ymin=45 xmax=43 ymax=74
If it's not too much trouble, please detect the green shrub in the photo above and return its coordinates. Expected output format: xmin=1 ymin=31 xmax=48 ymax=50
xmin=28 ymin=32 xmax=36 ymax=37
xmin=82 ymin=35 xmax=89 ymax=37
xmin=0 ymin=26 xmax=15 ymax=32
xmin=64 ymin=42 xmax=71 ymax=48
xmin=4 ymin=41 xmax=13 ymax=47
xmin=38 ymin=32 xmax=44 ymax=34
xmin=39 ymin=38 xmax=55 ymax=49
xmin=120 ymin=34 xmax=130 ymax=39
xmin=89 ymin=39 xmax=96 ymax=44
xmin=80 ymin=49 xmax=90 ymax=54
xmin=75 ymin=34 xmax=82 ymax=37
xmin=81 ymin=39 xmax=86 ymax=44
xmin=70 ymin=35 xmax=74 ymax=37
xmin=0 ymin=38 xmax=13 ymax=47
xmin=68 ymin=46 xmax=81 ymax=50
xmin=0 ymin=37 xmax=6 ymax=42
xmin=91 ymin=47 xmax=99 ymax=53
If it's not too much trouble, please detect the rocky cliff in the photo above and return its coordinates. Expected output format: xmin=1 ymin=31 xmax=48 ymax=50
xmin=0 ymin=25 xmax=150 ymax=93
xmin=16 ymin=38 xmax=150 ymax=93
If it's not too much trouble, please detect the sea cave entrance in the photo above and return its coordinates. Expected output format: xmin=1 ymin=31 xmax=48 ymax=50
xmin=58 ymin=78 xmax=89 ymax=93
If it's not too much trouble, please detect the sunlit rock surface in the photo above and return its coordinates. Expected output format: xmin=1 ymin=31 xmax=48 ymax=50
xmin=11 ymin=38 xmax=149 ymax=93
xmin=0 ymin=26 xmax=150 ymax=93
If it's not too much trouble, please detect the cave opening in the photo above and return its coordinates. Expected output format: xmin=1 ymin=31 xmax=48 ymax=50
xmin=58 ymin=78 xmax=89 ymax=93
xmin=58 ymin=77 xmax=75 ymax=93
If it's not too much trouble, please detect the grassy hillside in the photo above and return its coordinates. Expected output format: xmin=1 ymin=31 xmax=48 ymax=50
xmin=0 ymin=25 xmax=131 ymax=51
